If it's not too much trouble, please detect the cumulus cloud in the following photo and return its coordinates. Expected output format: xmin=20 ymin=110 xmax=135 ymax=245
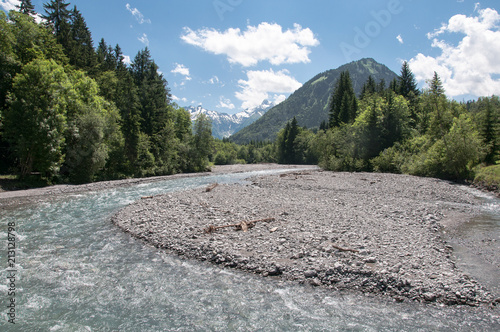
xmin=217 ymin=96 xmax=235 ymax=110
xmin=235 ymin=69 xmax=302 ymax=109
xmin=1 ymin=0 xmax=43 ymax=22
xmin=396 ymin=34 xmax=404 ymax=44
xmin=138 ymin=33 xmax=149 ymax=46
xmin=409 ymin=7 xmax=500 ymax=97
xmin=0 ymin=0 xmax=18 ymax=11
xmin=171 ymin=63 xmax=191 ymax=78
xmin=181 ymin=22 xmax=319 ymax=67
xmin=122 ymin=55 xmax=132 ymax=65
xmin=126 ymin=3 xmax=151 ymax=24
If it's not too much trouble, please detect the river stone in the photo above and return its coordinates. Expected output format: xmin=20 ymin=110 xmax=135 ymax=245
xmin=304 ymin=270 xmax=318 ymax=278
xmin=111 ymin=169 xmax=495 ymax=306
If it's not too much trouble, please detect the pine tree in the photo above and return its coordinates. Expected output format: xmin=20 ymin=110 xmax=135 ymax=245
xmin=429 ymin=71 xmax=445 ymax=96
xmin=17 ymin=0 xmax=36 ymax=16
xmin=360 ymin=75 xmax=377 ymax=99
xmin=43 ymin=0 xmax=71 ymax=49
xmin=389 ymin=77 xmax=399 ymax=94
xmin=377 ymin=79 xmax=386 ymax=94
xmin=131 ymin=48 xmax=171 ymax=137
xmin=398 ymin=61 xmax=419 ymax=98
xmin=96 ymin=38 xmax=118 ymax=72
xmin=114 ymin=44 xmax=126 ymax=71
xmin=398 ymin=61 xmax=420 ymax=126
xmin=329 ymin=71 xmax=358 ymax=127
xmin=68 ymin=6 xmax=96 ymax=71
xmin=477 ymin=97 xmax=500 ymax=164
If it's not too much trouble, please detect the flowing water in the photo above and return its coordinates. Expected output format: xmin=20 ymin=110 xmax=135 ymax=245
xmin=1 ymin=170 xmax=499 ymax=331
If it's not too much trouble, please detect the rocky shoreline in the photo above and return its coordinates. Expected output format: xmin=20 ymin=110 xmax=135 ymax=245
xmin=112 ymin=169 xmax=498 ymax=306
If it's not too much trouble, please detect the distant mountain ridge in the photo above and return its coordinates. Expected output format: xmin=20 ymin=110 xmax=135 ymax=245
xmin=230 ymin=58 xmax=399 ymax=144
xmin=185 ymin=100 xmax=274 ymax=139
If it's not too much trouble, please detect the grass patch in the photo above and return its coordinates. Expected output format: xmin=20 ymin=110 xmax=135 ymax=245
xmin=473 ymin=165 xmax=500 ymax=189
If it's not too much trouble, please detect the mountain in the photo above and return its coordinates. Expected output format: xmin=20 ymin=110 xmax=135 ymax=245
xmin=185 ymin=100 xmax=274 ymax=139
xmin=230 ymin=58 xmax=399 ymax=144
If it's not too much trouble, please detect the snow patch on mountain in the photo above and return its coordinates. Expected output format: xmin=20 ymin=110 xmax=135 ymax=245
xmin=185 ymin=100 xmax=274 ymax=139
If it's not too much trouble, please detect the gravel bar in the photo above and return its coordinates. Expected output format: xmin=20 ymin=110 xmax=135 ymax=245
xmin=113 ymin=169 xmax=496 ymax=305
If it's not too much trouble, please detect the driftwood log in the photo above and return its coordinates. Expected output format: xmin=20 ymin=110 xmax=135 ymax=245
xmin=331 ymin=244 xmax=359 ymax=253
xmin=205 ymin=183 xmax=219 ymax=192
xmin=204 ymin=218 xmax=275 ymax=234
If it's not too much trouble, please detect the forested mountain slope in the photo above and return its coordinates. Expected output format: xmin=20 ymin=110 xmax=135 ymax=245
xmin=230 ymin=58 xmax=398 ymax=143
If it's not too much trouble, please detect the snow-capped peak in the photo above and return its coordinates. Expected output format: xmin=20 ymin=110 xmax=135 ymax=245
xmin=184 ymin=100 xmax=275 ymax=139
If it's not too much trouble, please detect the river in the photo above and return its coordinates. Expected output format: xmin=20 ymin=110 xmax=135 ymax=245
xmin=1 ymin=169 xmax=499 ymax=331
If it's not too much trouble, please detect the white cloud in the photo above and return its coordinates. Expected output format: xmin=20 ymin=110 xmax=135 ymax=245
xmin=0 ymin=0 xmax=19 ymax=12
xmin=272 ymin=94 xmax=287 ymax=105
xmin=235 ymin=69 xmax=302 ymax=110
xmin=1 ymin=0 xmax=44 ymax=23
xmin=138 ymin=33 xmax=149 ymax=46
xmin=209 ymin=76 xmax=219 ymax=84
xmin=171 ymin=95 xmax=180 ymax=101
xmin=181 ymin=22 xmax=319 ymax=67
xmin=171 ymin=63 xmax=190 ymax=77
xmin=410 ymin=7 xmax=500 ymax=97
xmin=396 ymin=34 xmax=404 ymax=44
xmin=122 ymin=55 xmax=131 ymax=65
xmin=126 ymin=3 xmax=151 ymax=24
xmin=217 ymin=96 xmax=235 ymax=110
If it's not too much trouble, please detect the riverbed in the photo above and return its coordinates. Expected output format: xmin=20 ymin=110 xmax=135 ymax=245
xmin=1 ymin=164 xmax=499 ymax=330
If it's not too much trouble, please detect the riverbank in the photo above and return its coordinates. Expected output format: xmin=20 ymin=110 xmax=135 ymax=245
xmin=0 ymin=164 xmax=309 ymax=207
xmin=112 ymin=168 xmax=498 ymax=306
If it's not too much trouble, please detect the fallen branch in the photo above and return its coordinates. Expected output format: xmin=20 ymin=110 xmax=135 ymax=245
xmin=204 ymin=218 xmax=275 ymax=234
xmin=331 ymin=244 xmax=359 ymax=253
xmin=280 ymin=172 xmax=311 ymax=178
xmin=205 ymin=183 xmax=219 ymax=192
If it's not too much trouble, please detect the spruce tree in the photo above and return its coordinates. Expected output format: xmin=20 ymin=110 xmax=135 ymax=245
xmin=389 ymin=77 xmax=399 ymax=94
xmin=17 ymin=0 xmax=36 ymax=16
xmin=43 ymin=0 xmax=71 ymax=49
xmin=131 ymin=48 xmax=171 ymax=137
xmin=377 ymin=79 xmax=386 ymax=94
xmin=429 ymin=71 xmax=445 ymax=96
xmin=478 ymin=97 xmax=500 ymax=164
xmin=329 ymin=71 xmax=358 ymax=127
xmin=360 ymin=75 xmax=377 ymax=99
xmin=398 ymin=61 xmax=419 ymax=98
xmin=68 ymin=6 xmax=96 ymax=71
xmin=286 ymin=117 xmax=299 ymax=164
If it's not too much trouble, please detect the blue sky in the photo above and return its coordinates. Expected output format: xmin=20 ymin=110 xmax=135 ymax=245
xmin=2 ymin=0 xmax=500 ymax=114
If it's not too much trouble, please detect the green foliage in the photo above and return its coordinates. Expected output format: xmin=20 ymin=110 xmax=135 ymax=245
xmin=0 ymin=3 xmax=224 ymax=184
xmin=188 ymin=113 xmax=213 ymax=172
xmin=4 ymin=59 xmax=68 ymax=178
xmin=17 ymin=0 xmax=37 ymax=16
xmin=474 ymin=165 xmax=500 ymax=189
xmin=63 ymin=70 xmax=122 ymax=183
xmin=42 ymin=0 xmax=71 ymax=39
xmin=398 ymin=61 xmax=419 ymax=99
xmin=468 ymin=96 xmax=500 ymax=164
xmin=401 ymin=115 xmax=485 ymax=179
xmin=329 ymin=71 xmax=358 ymax=127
